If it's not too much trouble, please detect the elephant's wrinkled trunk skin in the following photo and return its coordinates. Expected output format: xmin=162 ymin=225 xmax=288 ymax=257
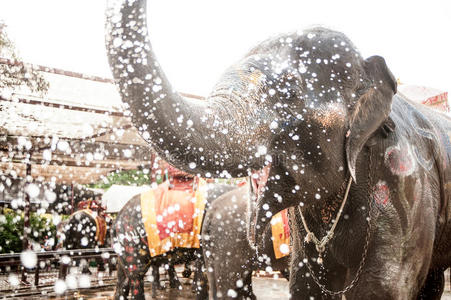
xmin=246 ymin=165 xmax=290 ymax=251
xmin=105 ymin=0 xmax=275 ymax=178
xmin=250 ymin=191 xmax=291 ymax=252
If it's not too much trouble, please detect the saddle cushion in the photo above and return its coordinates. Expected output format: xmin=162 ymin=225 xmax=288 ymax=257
xmin=140 ymin=180 xmax=206 ymax=257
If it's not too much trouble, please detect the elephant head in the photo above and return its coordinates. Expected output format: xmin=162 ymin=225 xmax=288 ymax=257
xmin=105 ymin=0 xmax=397 ymax=244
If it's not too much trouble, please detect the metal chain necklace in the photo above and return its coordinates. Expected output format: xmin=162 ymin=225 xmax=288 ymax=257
xmin=298 ymin=176 xmax=353 ymax=264
xmin=298 ymin=147 xmax=374 ymax=296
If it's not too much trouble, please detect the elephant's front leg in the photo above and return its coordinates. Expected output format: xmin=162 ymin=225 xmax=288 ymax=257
xmin=151 ymin=263 xmax=164 ymax=291
xmin=120 ymin=243 xmax=151 ymax=299
xmin=129 ymin=276 xmax=146 ymax=300
xmin=167 ymin=262 xmax=182 ymax=289
xmin=182 ymin=261 xmax=193 ymax=278
xmin=114 ymin=262 xmax=130 ymax=300
xmin=192 ymin=257 xmax=208 ymax=300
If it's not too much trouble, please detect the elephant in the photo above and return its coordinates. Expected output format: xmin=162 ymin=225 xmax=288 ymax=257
xmin=105 ymin=1 xmax=451 ymax=299
xmin=202 ymin=185 xmax=290 ymax=300
xmin=60 ymin=208 xmax=112 ymax=274
xmin=112 ymin=181 xmax=235 ymax=299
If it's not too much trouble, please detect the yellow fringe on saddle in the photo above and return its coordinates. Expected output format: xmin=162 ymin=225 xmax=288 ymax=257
xmin=271 ymin=209 xmax=290 ymax=259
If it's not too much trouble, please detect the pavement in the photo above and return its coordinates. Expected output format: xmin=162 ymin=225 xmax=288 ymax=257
xmin=40 ymin=276 xmax=451 ymax=300
xmin=2 ymin=269 xmax=450 ymax=299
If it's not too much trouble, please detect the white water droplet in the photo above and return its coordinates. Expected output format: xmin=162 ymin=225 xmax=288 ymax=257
xmin=113 ymin=37 xmax=123 ymax=47
xmin=255 ymin=145 xmax=267 ymax=157
xmin=61 ymin=255 xmax=71 ymax=265
xmin=54 ymin=279 xmax=67 ymax=294
xmin=8 ymin=274 xmax=19 ymax=287
xmin=236 ymin=279 xmax=243 ymax=288
xmin=280 ymin=243 xmax=290 ymax=254
xmin=299 ymin=65 xmax=307 ymax=74
xmin=65 ymin=275 xmax=78 ymax=289
xmin=315 ymin=193 xmax=321 ymax=200
xmin=20 ymin=250 xmax=37 ymax=269
xmin=189 ymin=162 xmax=196 ymax=169
xmin=25 ymin=183 xmax=40 ymax=198
xmin=79 ymin=274 xmax=91 ymax=288
xmin=227 ymin=289 xmax=238 ymax=298
xmin=57 ymin=140 xmax=70 ymax=152
xmin=269 ymin=121 xmax=278 ymax=129
xmin=43 ymin=149 xmax=52 ymax=161
xmin=45 ymin=190 xmax=57 ymax=203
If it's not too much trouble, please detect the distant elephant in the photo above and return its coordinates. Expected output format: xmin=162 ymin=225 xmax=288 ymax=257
xmin=60 ymin=208 xmax=111 ymax=274
xmin=202 ymin=185 xmax=289 ymax=300
xmin=106 ymin=1 xmax=451 ymax=299
xmin=113 ymin=182 xmax=235 ymax=300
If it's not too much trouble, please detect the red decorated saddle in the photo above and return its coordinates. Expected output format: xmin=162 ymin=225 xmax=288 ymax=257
xmin=140 ymin=179 xmax=206 ymax=257
xmin=75 ymin=208 xmax=107 ymax=246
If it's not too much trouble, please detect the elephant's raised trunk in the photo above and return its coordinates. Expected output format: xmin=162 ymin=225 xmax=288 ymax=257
xmin=105 ymin=0 xmax=275 ymax=177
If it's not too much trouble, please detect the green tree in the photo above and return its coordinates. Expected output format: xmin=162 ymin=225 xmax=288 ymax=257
xmin=0 ymin=209 xmax=57 ymax=253
xmin=88 ymin=169 xmax=152 ymax=189
xmin=0 ymin=21 xmax=48 ymax=93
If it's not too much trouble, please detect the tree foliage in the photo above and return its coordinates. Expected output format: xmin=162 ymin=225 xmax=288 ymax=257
xmin=0 ymin=21 xmax=49 ymax=93
xmin=0 ymin=209 xmax=57 ymax=254
xmin=88 ymin=169 xmax=152 ymax=189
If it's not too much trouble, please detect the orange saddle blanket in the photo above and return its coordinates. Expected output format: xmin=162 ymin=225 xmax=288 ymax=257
xmin=271 ymin=209 xmax=290 ymax=259
xmin=140 ymin=180 xmax=206 ymax=257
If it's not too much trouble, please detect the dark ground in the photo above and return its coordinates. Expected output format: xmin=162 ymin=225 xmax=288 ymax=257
xmin=2 ymin=269 xmax=450 ymax=299
xmin=43 ymin=276 xmax=451 ymax=300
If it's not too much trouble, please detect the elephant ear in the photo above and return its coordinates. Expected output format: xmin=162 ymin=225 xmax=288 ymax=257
xmin=346 ymin=56 xmax=397 ymax=182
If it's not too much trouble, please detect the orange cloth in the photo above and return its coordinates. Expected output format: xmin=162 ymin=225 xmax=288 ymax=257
xmin=141 ymin=180 xmax=206 ymax=257
xmin=271 ymin=209 xmax=290 ymax=259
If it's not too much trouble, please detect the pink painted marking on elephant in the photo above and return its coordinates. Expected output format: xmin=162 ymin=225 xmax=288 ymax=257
xmin=373 ymin=181 xmax=390 ymax=206
xmin=384 ymin=144 xmax=416 ymax=176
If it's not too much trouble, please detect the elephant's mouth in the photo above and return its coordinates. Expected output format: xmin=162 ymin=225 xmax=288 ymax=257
xmin=247 ymin=164 xmax=271 ymax=248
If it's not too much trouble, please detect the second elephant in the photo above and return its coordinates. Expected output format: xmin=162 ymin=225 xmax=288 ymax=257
xmin=113 ymin=181 xmax=235 ymax=299
xmin=202 ymin=185 xmax=290 ymax=300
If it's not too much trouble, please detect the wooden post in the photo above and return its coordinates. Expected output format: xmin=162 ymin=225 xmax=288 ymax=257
xmin=59 ymin=263 xmax=68 ymax=280
xmin=21 ymin=161 xmax=32 ymax=283
xmin=34 ymin=259 xmax=40 ymax=286
xmin=71 ymin=183 xmax=74 ymax=214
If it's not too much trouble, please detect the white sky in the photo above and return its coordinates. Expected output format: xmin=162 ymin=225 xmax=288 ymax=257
xmin=0 ymin=0 xmax=450 ymax=96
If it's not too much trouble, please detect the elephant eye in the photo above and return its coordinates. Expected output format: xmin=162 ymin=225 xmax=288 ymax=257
xmin=354 ymin=83 xmax=370 ymax=98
